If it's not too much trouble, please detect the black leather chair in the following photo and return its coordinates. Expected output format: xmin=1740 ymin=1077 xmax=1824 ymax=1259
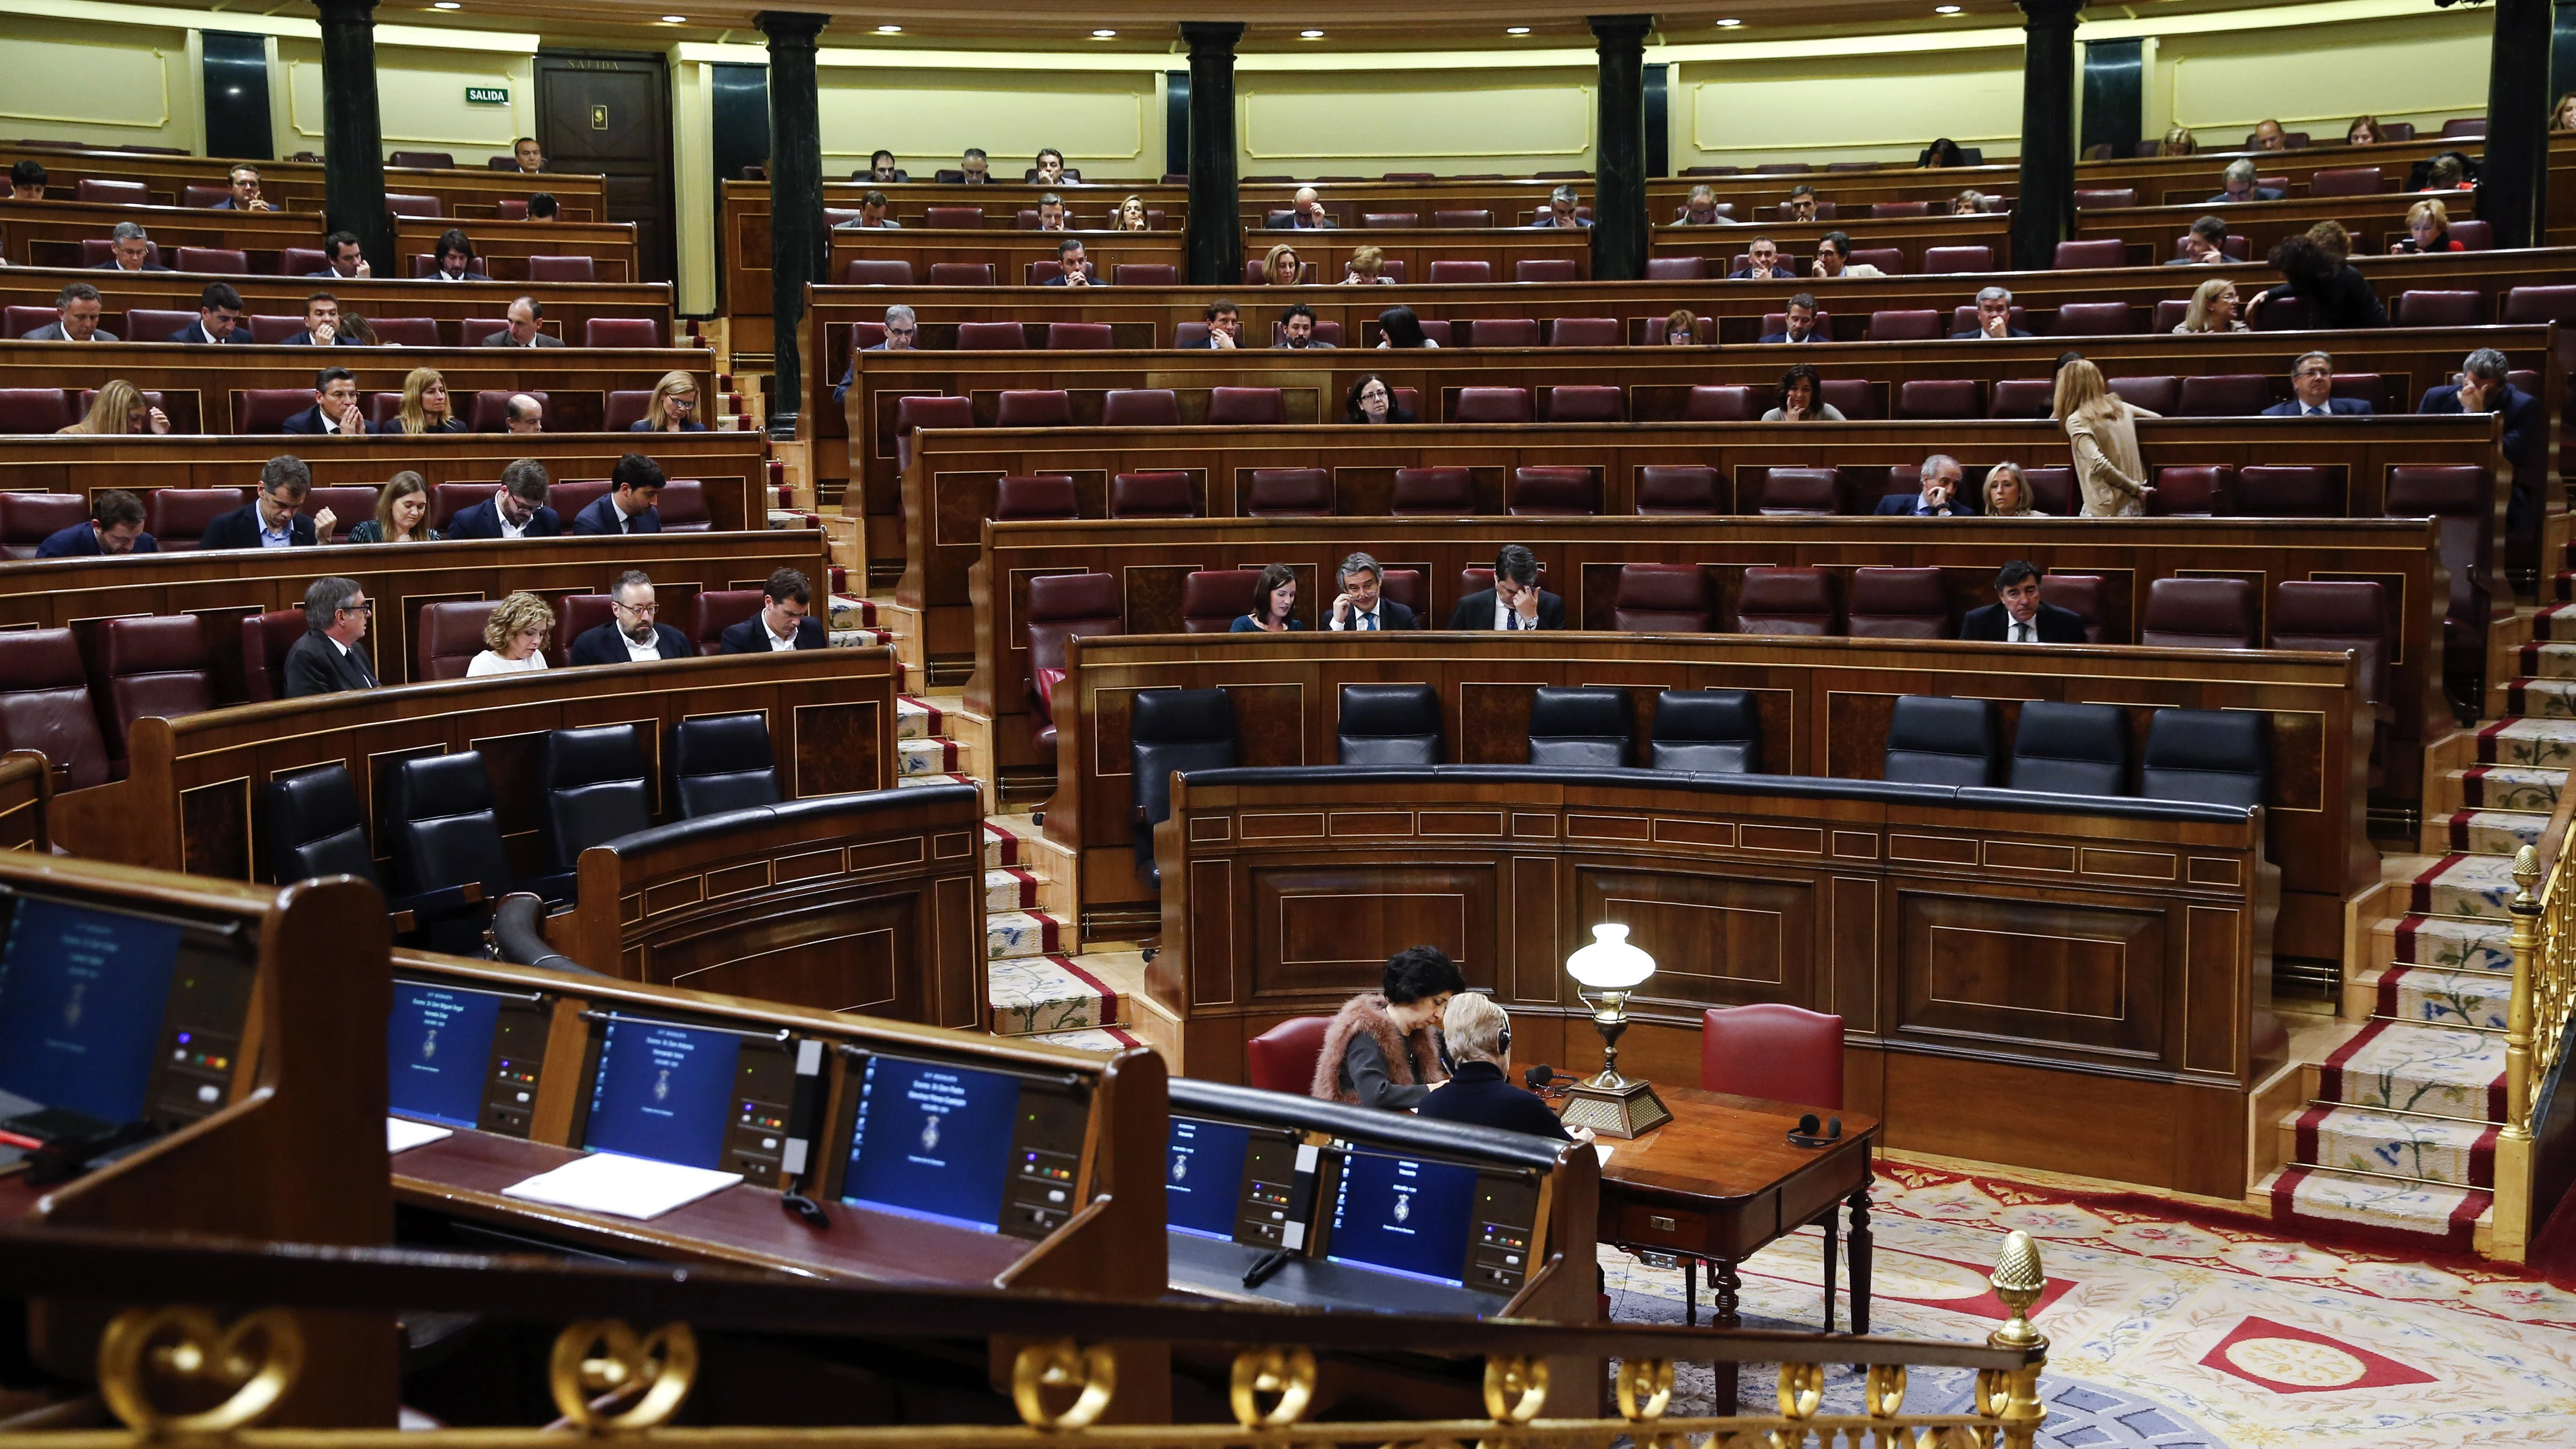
xmin=2140 ymin=709 xmax=2269 ymax=808
xmin=1337 ymin=684 xmax=1442 ymax=765
xmin=1526 ymin=688 xmax=1632 ymax=767
xmin=670 ymin=714 xmax=780 ymax=818
xmin=1648 ymin=690 xmax=1760 ymax=773
xmin=1130 ymin=689 xmax=1238 ymax=889
xmin=2005 ymin=702 xmax=2130 ymax=797
xmin=267 ymin=762 xmax=486 ymax=949
xmin=542 ymin=725 xmax=654 ymax=886
xmin=1881 ymin=696 xmax=1999 ymax=787
xmin=388 ymin=753 xmax=522 ymax=939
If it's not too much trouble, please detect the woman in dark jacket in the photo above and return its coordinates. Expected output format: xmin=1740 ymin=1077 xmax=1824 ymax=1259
xmin=1346 ymin=373 xmax=1415 ymax=424
xmin=1311 ymin=946 xmax=1464 ymax=1109
xmin=2249 ymin=233 xmax=2387 ymax=329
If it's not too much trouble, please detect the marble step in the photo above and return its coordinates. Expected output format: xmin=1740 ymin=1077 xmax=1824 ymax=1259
xmin=2289 ymin=1104 xmax=2499 ymax=1189
xmin=2435 ymin=808 xmax=2550 ymax=854
xmin=2403 ymin=851 xmax=2530 ymax=921
xmin=2443 ymin=764 xmax=2567 ymax=813
xmin=986 ymin=909 xmax=1067 ymax=964
xmin=898 ymin=736 xmax=961 ymax=778
xmin=988 ymin=951 xmax=1118 ymax=1035
xmin=2368 ymin=913 xmax=2513 ymax=973
xmin=2357 ymin=963 xmax=2512 ymax=1031
xmin=2473 ymin=715 xmax=2576 ymax=769
xmin=2264 ymin=1164 xmax=2490 ymax=1251
xmin=2317 ymin=1018 xmax=2506 ymax=1124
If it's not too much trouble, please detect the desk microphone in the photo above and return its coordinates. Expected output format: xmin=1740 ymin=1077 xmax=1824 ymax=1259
xmin=1524 ymin=1064 xmax=1578 ymax=1092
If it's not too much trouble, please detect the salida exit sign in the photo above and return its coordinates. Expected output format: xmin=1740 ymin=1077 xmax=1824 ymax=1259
xmin=466 ymin=86 xmax=509 ymax=104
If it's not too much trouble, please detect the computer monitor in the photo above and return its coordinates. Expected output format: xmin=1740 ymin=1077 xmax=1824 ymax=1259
xmin=1166 ymin=1115 xmax=1304 ymax=1248
xmin=837 ymin=1050 xmax=1093 ymax=1239
xmin=386 ymin=979 xmax=550 ymax=1135
xmin=1324 ymin=1148 xmax=1482 ymax=1288
xmin=0 ymin=894 xmax=245 ymax=1135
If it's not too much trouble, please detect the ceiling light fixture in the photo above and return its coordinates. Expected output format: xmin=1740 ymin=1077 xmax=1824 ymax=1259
xmin=660 ymin=14 xmax=685 ymax=20
xmin=1506 ymin=25 xmax=1531 ymax=34
xmin=1092 ymin=28 xmax=1116 ymax=37
xmin=1934 ymin=4 xmax=1962 ymax=11
xmin=1715 ymin=16 xmax=1742 ymax=24
xmin=431 ymin=2 xmax=460 ymax=9
xmin=1299 ymin=28 xmax=1324 ymax=38
xmin=876 ymin=23 xmax=900 ymax=31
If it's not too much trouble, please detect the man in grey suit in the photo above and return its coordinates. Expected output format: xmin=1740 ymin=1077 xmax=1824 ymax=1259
xmin=19 ymin=283 xmax=116 ymax=342
xmin=282 ymin=576 xmax=382 ymax=698
xmin=481 ymin=296 xmax=564 ymax=347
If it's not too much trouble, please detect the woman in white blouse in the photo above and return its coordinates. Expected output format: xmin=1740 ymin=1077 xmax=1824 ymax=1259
xmin=467 ymin=591 xmax=554 ymax=676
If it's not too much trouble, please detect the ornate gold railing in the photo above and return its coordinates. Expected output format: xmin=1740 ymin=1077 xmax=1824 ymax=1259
xmin=0 ymin=1227 xmax=2054 ymax=1449
xmin=2496 ymin=844 xmax=2573 ymax=1260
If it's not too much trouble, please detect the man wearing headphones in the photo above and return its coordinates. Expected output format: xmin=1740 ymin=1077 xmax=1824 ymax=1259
xmin=1417 ymin=993 xmax=1587 ymax=1142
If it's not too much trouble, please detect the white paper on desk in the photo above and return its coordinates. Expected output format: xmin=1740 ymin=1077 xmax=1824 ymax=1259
xmin=501 ymin=1152 xmax=739 ymax=1221
xmin=1594 ymin=1143 xmax=1615 ymax=1167
xmin=387 ymin=1117 xmax=453 ymax=1154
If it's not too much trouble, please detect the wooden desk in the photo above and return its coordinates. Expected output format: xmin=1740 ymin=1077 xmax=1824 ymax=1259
xmin=0 ymin=266 xmax=675 ymax=352
xmin=1646 ymin=213 xmax=2012 ymax=272
xmin=0 ymin=197 xmax=320 ymax=271
xmin=394 ymin=216 xmax=639 ymax=284
xmin=0 ymin=146 xmax=604 ymax=221
xmin=2074 ymin=192 xmax=2480 ymax=268
xmin=1587 ymin=1086 xmax=1878 ymax=1344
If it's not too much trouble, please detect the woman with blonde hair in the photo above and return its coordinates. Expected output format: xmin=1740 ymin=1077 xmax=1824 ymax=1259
xmin=2556 ymin=93 xmax=2576 ymax=131
xmin=378 ymin=366 xmax=464 ymax=435
xmin=467 ymin=591 xmax=554 ymax=677
xmin=1341 ymin=245 xmax=1393 ymax=284
xmin=1262 ymin=242 xmax=1305 ymax=285
xmin=2402 ymin=198 xmax=2462 ymax=253
xmin=1116 ymin=194 xmax=1149 ymax=232
xmin=59 ymin=380 xmax=167 ymax=435
xmin=2175 ymin=277 xmax=2248 ymax=333
xmin=2054 ymin=359 xmax=2157 ymax=518
xmin=2157 ymin=125 xmax=2195 ymax=157
xmin=1982 ymin=460 xmax=2045 ymax=517
xmin=1417 ymin=992 xmax=1582 ymax=1141
xmin=632 ymin=370 xmax=706 ymax=433
xmin=348 ymin=471 xmax=439 ymax=543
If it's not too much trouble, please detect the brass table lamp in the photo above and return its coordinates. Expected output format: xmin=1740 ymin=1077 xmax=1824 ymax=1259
xmin=1560 ymin=923 xmax=1672 ymax=1138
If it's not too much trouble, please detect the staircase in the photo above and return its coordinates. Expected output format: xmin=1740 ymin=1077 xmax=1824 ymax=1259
xmin=2259 ymin=584 xmax=2569 ymax=1254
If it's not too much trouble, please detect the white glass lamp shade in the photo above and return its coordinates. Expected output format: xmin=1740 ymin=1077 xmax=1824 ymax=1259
xmin=1565 ymin=923 xmax=1655 ymax=990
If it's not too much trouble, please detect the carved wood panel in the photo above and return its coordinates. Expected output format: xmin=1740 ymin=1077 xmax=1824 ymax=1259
xmin=1895 ymin=891 xmax=2168 ymax=1061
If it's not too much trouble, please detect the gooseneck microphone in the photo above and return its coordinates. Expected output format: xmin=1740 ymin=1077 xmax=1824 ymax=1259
xmin=1524 ymin=1064 xmax=1578 ymax=1091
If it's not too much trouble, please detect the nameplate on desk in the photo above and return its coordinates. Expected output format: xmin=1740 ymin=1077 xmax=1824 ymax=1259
xmin=502 ymin=1152 xmax=739 ymax=1220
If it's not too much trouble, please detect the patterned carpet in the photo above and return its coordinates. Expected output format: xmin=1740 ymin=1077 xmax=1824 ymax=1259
xmin=1604 ymin=1158 xmax=2576 ymax=1447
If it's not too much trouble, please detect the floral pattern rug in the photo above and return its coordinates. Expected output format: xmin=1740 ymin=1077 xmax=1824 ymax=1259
xmin=1601 ymin=1158 xmax=2576 ymax=1447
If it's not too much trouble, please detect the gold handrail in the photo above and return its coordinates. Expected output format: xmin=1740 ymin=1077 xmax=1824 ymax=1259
xmin=2497 ymin=843 xmax=2573 ymax=1260
xmin=16 ymin=1234 xmax=2059 ymax=1449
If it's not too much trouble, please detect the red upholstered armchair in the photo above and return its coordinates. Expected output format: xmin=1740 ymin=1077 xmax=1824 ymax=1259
xmin=1701 ymin=1003 xmax=1844 ymax=1109
xmin=1247 ymin=1016 xmax=1334 ymax=1095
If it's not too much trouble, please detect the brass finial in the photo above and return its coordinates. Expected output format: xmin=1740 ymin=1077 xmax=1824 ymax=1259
xmin=2513 ymin=845 xmax=2542 ymax=904
xmin=1989 ymin=1230 xmax=2046 ymax=1349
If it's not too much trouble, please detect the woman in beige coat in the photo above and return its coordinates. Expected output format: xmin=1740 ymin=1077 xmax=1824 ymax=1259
xmin=2054 ymin=359 xmax=2157 ymax=517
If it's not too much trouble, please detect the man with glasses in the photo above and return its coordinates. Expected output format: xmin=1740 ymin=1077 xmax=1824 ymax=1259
xmin=448 ymin=458 xmax=563 ymax=539
xmin=573 ymin=453 xmax=664 ymax=535
xmin=2264 ymin=350 xmax=2371 ymax=415
xmin=833 ymin=305 xmax=915 ymax=406
xmin=1326 ymin=553 xmax=1415 ymax=631
xmin=283 ymin=576 xmax=380 ymax=697
xmin=91 ymin=222 xmax=170 ymax=273
xmin=569 ymin=569 xmax=692 ymax=665
xmin=202 ymin=456 xmax=331 ymax=549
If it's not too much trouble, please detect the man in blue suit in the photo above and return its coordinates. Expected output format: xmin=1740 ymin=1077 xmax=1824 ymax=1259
xmin=2421 ymin=346 xmax=2543 ymax=537
xmin=572 ymin=454 xmax=664 ymax=535
xmin=35 ymin=490 xmax=156 ymax=557
xmin=2263 ymin=351 xmax=2373 ymax=416
xmin=1325 ymin=553 xmax=1418 ymax=631
xmin=446 ymin=458 xmax=564 ymax=540
xmin=719 ymin=568 xmax=828 ymax=652
xmin=167 ymin=282 xmax=250 ymax=344
xmin=1873 ymin=455 xmax=1976 ymax=515
xmin=1758 ymin=294 xmax=1825 ymax=344
xmin=568 ymin=570 xmax=693 ymax=665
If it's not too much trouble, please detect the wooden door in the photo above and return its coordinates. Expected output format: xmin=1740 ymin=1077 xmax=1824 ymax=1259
xmin=534 ymin=51 xmax=676 ymax=285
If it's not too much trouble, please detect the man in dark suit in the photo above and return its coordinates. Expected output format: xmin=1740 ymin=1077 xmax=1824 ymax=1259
xmin=1728 ymin=237 xmax=1793 ymax=280
xmin=720 ymin=568 xmax=828 ymax=653
xmin=1178 ymin=300 xmax=1242 ymax=350
xmin=569 ymin=569 xmax=693 ymax=665
xmin=200 ymin=457 xmax=329 ymax=550
xmin=1532 ymin=185 xmax=1592 ymax=229
xmin=1953 ymin=285 xmax=2033 ymax=339
xmin=1757 ymin=294 xmax=1823 ymax=345
xmin=280 ymin=366 xmax=367 ymax=435
xmin=92 ymin=223 xmax=171 ymax=273
xmin=1276 ymin=303 xmax=1335 ymax=349
xmin=1960 ymin=561 xmax=2089 ymax=644
xmin=428 ymin=228 xmax=492 ymax=281
xmin=1037 ymin=238 xmax=1099 ymax=286
xmin=480 ymin=296 xmax=564 ymax=347
xmin=1874 ymin=455 xmax=1975 ymax=515
xmin=308 ymin=232 xmax=372 ymax=280
xmin=2207 ymin=159 xmax=2284 ymax=203
xmin=2421 ymin=346 xmax=2544 ymax=536
xmin=447 ymin=458 xmax=563 ymax=539
xmin=167 ymin=282 xmax=249 ymax=345
xmin=1449 ymin=544 xmax=1565 ymax=631
xmin=207 ymin=164 xmax=273 ymax=211
xmin=35 ymin=490 xmax=156 ymax=558
xmin=282 ymin=576 xmax=381 ymax=698
xmin=20 ymin=283 xmax=116 ymax=342
xmin=833 ymin=304 xmax=915 ymax=406
xmin=1277 ymin=187 xmax=1334 ymax=229
xmin=2264 ymin=351 xmax=2372 ymax=415
xmin=278 ymin=292 xmax=361 ymax=346
xmin=573 ymin=454 xmax=666 ymax=536
xmin=1325 ymin=553 xmax=1417 ymax=632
